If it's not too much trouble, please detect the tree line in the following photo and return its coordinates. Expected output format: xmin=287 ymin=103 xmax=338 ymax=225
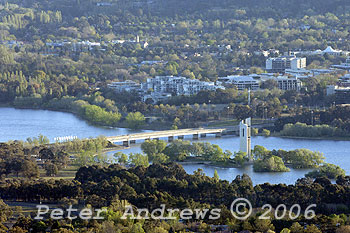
xmin=2 ymin=163 xmax=350 ymax=232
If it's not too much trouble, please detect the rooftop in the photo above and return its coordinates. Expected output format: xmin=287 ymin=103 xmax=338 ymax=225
xmin=323 ymin=46 xmax=342 ymax=53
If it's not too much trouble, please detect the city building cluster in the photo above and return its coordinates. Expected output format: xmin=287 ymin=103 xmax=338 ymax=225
xmin=105 ymin=47 xmax=350 ymax=104
xmin=257 ymin=46 xmax=350 ymax=58
xmin=217 ymin=74 xmax=302 ymax=91
xmin=107 ymin=76 xmax=224 ymax=103
xmin=44 ymin=36 xmax=148 ymax=53
xmin=108 ymin=74 xmax=305 ymax=104
xmin=291 ymin=46 xmax=350 ymax=57
xmin=45 ymin=41 xmax=102 ymax=52
xmin=320 ymin=57 xmax=350 ymax=104
xmin=327 ymin=73 xmax=350 ymax=104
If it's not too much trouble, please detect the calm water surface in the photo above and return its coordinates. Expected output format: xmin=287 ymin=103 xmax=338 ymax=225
xmin=1 ymin=107 xmax=349 ymax=185
xmin=0 ymin=107 xmax=148 ymax=142
xmin=109 ymin=131 xmax=350 ymax=185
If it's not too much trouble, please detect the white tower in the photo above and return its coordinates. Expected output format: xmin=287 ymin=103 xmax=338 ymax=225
xmin=239 ymin=117 xmax=252 ymax=161
xmin=248 ymin=89 xmax=251 ymax=105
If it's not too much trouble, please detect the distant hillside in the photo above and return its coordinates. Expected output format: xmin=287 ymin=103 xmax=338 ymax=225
xmin=3 ymin=0 xmax=350 ymax=18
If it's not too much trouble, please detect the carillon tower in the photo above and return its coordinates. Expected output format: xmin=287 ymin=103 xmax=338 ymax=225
xmin=239 ymin=117 xmax=252 ymax=161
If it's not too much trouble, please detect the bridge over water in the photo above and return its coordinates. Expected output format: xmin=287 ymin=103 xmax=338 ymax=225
xmin=106 ymin=128 xmax=226 ymax=146
xmin=106 ymin=122 xmax=274 ymax=146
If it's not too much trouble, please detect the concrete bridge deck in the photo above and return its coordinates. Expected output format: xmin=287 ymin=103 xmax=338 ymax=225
xmin=106 ymin=122 xmax=274 ymax=146
xmin=106 ymin=128 xmax=225 ymax=146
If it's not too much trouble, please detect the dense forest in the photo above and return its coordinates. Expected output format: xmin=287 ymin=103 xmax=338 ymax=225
xmin=2 ymin=163 xmax=350 ymax=232
xmin=7 ymin=0 xmax=350 ymax=18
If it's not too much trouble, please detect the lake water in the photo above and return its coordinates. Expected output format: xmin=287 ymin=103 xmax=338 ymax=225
xmin=108 ymin=135 xmax=350 ymax=185
xmin=0 ymin=107 xmax=148 ymax=142
xmin=1 ymin=107 xmax=349 ymax=185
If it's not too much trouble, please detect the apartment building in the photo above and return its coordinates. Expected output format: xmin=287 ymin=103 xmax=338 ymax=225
xmin=142 ymin=76 xmax=223 ymax=96
xmin=107 ymin=80 xmax=141 ymax=92
xmin=273 ymin=76 xmax=302 ymax=91
xmin=266 ymin=55 xmax=306 ymax=73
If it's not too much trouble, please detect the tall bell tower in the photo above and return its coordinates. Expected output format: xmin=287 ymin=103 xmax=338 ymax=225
xmin=239 ymin=117 xmax=252 ymax=161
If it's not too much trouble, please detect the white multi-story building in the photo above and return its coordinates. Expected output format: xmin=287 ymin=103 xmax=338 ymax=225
xmin=266 ymin=55 xmax=306 ymax=73
xmin=272 ymin=76 xmax=302 ymax=91
xmin=142 ymin=76 xmax=224 ymax=96
xmin=107 ymin=80 xmax=141 ymax=92
xmin=108 ymin=76 xmax=224 ymax=103
xmin=72 ymin=41 xmax=101 ymax=51
xmin=218 ymin=74 xmax=302 ymax=91
xmin=217 ymin=75 xmax=260 ymax=90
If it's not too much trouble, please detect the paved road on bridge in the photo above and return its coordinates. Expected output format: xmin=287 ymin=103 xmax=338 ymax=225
xmin=106 ymin=128 xmax=225 ymax=143
xmin=106 ymin=122 xmax=275 ymax=145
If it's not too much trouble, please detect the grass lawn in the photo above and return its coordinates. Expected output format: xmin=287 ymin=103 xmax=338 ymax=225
xmin=40 ymin=164 xmax=80 ymax=180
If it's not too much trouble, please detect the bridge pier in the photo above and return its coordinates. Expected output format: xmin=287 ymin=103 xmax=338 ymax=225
xmin=178 ymin=135 xmax=184 ymax=140
xmin=215 ymin=132 xmax=222 ymax=138
xmin=123 ymin=141 xmax=129 ymax=147
xmin=168 ymin=136 xmax=174 ymax=142
xmin=200 ymin=133 xmax=207 ymax=138
xmin=193 ymin=134 xmax=199 ymax=140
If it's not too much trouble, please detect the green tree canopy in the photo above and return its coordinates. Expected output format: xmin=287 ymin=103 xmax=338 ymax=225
xmin=126 ymin=112 xmax=145 ymax=129
xmin=253 ymin=155 xmax=290 ymax=172
xmin=306 ymin=163 xmax=345 ymax=179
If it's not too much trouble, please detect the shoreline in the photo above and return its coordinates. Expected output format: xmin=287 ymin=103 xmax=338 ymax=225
xmin=273 ymin=134 xmax=350 ymax=141
xmin=0 ymin=103 xmax=171 ymax=131
xmin=177 ymin=160 xmax=248 ymax=168
xmin=2 ymin=105 xmax=350 ymax=142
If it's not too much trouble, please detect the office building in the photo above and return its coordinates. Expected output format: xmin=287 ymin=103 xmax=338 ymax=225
xmin=107 ymin=80 xmax=141 ymax=92
xmin=217 ymin=75 xmax=260 ymax=90
xmin=266 ymin=56 xmax=306 ymax=73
